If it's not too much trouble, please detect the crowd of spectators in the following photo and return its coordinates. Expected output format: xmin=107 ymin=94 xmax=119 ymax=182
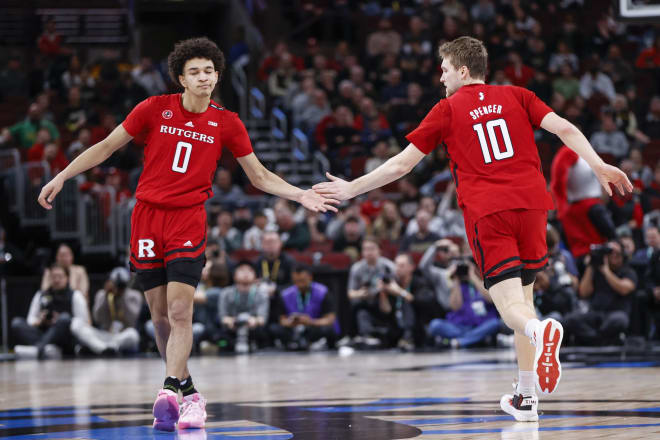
xmin=4 ymin=1 xmax=660 ymax=357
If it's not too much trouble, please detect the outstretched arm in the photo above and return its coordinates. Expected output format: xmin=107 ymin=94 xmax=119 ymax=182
xmin=540 ymin=112 xmax=633 ymax=196
xmin=38 ymin=125 xmax=133 ymax=209
xmin=237 ymin=153 xmax=338 ymax=213
xmin=313 ymin=143 xmax=426 ymax=200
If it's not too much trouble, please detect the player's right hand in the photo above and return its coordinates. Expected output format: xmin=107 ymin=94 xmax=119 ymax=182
xmin=38 ymin=175 xmax=64 ymax=210
xmin=594 ymin=163 xmax=634 ymax=197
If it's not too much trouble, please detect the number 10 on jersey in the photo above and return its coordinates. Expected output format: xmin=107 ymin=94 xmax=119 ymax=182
xmin=472 ymin=118 xmax=514 ymax=164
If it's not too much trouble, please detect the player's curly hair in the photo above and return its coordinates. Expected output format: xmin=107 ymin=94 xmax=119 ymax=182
xmin=167 ymin=37 xmax=226 ymax=87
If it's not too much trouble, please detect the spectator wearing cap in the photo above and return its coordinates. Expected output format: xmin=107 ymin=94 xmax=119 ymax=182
xmin=270 ymin=265 xmax=337 ymax=350
xmin=70 ymin=267 xmax=142 ymax=356
xmin=400 ymin=210 xmax=441 ymax=253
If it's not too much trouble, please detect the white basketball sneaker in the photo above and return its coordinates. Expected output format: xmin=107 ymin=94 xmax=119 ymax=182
xmin=500 ymin=383 xmax=539 ymax=422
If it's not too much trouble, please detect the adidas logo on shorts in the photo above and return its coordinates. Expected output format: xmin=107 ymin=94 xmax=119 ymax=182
xmin=183 ymin=240 xmax=193 ymax=247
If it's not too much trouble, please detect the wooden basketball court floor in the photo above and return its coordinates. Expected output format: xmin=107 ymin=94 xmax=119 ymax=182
xmin=1 ymin=347 xmax=660 ymax=439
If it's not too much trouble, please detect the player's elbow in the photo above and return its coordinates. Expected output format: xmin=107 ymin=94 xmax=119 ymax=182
xmin=249 ymin=167 xmax=270 ymax=190
xmin=556 ymin=118 xmax=578 ymax=139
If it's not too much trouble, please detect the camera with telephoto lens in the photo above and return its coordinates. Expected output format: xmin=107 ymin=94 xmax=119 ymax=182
xmin=451 ymin=257 xmax=470 ymax=279
xmin=235 ymin=312 xmax=251 ymax=327
xmin=589 ymin=244 xmax=613 ymax=267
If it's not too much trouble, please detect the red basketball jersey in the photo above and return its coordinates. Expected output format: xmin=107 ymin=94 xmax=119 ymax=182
xmin=406 ymin=84 xmax=554 ymax=220
xmin=122 ymin=94 xmax=253 ymax=208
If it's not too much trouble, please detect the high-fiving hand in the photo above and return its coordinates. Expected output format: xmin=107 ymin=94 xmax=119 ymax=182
xmin=300 ymin=188 xmax=340 ymax=213
xmin=312 ymin=172 xmax=354 ymax=201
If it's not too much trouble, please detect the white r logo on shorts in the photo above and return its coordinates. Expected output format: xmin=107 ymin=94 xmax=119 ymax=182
xmin=138 ymin=239 xmax=156 ymax=258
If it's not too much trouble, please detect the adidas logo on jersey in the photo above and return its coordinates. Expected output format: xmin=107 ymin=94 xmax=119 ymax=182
xmin=208 ymin=121 xmax=217 ymax=126
xmin=185 ymin=121 xmax=194 ymax=127
xmin=183 ymin=240 xmax=193 ymax=247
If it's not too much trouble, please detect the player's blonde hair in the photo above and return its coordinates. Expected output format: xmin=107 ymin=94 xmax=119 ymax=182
xmin=438 ymin=36 xmax=488 ymax=80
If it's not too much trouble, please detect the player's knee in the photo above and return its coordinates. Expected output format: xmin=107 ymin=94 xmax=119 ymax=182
xmin=168 ymin=298 xmax=192 ymax=325
xmin=151 ymin=315 xmax=170 ymax=332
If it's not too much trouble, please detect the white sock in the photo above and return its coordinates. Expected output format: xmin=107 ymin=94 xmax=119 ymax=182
xmin=524 ymin=318 xmax=540 ymax=342
xmin=517 ymin=370 xmax=535 ymax=396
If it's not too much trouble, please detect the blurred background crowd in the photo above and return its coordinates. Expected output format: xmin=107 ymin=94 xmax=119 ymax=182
xmin=2 ymin=0 xmax=660 ymax=358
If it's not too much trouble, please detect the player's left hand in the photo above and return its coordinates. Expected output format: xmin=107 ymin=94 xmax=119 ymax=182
xmin=300 ymin=188 xmax=339 ymax=213
xmin=312 ymin=172 xmax=354 ymax=201
xmin=594 ymin=163 xmax=634 ymax=197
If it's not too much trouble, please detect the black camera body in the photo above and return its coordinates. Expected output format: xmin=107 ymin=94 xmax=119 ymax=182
xmin=452 ymin=257 xmax=470 ymax=278
xmin=589 ymin=244 xmax=612 ymax=267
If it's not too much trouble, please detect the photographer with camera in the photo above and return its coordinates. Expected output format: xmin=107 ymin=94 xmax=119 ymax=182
xmin=345 ymin=237 xmax=395 ymax=347
xmin=564 ymin=240 xmax=638 ymax=345
xmin=533 ymin=226 xmax=579 ymax=322
xmin=418 ymin=238 xmax=460 ymax=312
xmin=71 ymin=267 xmax=142 ymax=356
xmin=217 ymin=263 xmax=269 ymax=353
xmin=427 ymin=258 xmax=501 ymax=348
xmin=270 ymin=265 xmax=337 ymax=350
xmin=12 ymin=264 xmax=90 ymax=359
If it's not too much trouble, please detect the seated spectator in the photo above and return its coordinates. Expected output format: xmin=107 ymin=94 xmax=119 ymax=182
xmin=270 ymin=265 xmax=337 ymax=350
xmin=61 ymin=54 xmax=96 ymax=91
xmin=191 ymin=262 xmax=227 ymax=352
xmin=267 ymin=52 xmax=298 ymax=104
xmin=579 ymin=56 xmax=616 ymax=101
xmin=243 ymin=211 xmax=270 ymax=250
xmin=371 ymin=200 xmax=403 ymax=243
xmin=37 ymin=17 xmax=69 ymax=58
xmin=629 ymin=148 xmax=652 ymax=188
xmin=360 ymin=189 xmax=385 ymax=222
xmin=131 ymin=57 xmax=167 ymax=96
xmin=90 ymin=113 xmax=117 ymax=145
xmin=632 ymin=225 xmax=660 ymax=279
xmin=428 ymin=259 xmax=500 ymax=348
xmin=274 ymin=199 xmax=310 ymax=251
xmin=41 ymin=243 xmax=90 ymax=301
xmin=400 ymin=210 xmax=441 ymax=253
xmin=67 ymin=127 xmax=92 ymax=159
xmin=419 ymin=239 xmax=460 ymax=312
xmin=0 ymin=55 xmax=28 ymax=99
xmin=380 ymin=68 xmax=407 ymax=106
xmin=356 ymin=253 xmax=420 ymax=350
xmin=0 ymin=102 xmax=59 ymax=150
xmin=209 ymin=210 xmax=242 ymax=253
xmin=346 ymin=237 xmax=395 ymax=346
xmin=642 ymin=96 xmax=660 ymax=140
xmin=644 ymin=246 xmax=660 ymax=340
xmin=256 ymin=230 xmax=296 ymax=320
xmin=405 ymin=196 xmax=443 ymax=237
xmin=489 ymin=69 xmax=512 ymax=86
xmin=299 ymin=89 xmax=331 ymax=134
xmin=612 ymin=95 xmax=650 ymax=147
xmin=364 ymin=140 xmax=389 ymax=174
xmin=635 ymin=35 xmax=660 ymax=69
xmin=207 ymin=169 xmax=245 ymax=213
xmin=397 ymin=176 xmax=421 ymax=220
xmin=305 ymin=209 xmax=327 ymax=245
xmin=366 ymin=18 xmax=402 ymax=59
xmin=290 ymin=76 xmax=316 ymax=126
xmin=12 ymin=264 xmax=89 ymax=359
xmin=548 ymin=41 xmax=579 ymax=74
xmin=326 ymin=201 xmax=367 ymax=242
xmin=436 ymin=182 xmax=467 ymax=239
xmin=388 ymin=82 xmax=428 ymax=144
xmin=564 ymin=240 xmax=638 ymax=345
xmin=27 ymin=140 xmax=69 ymax=176
xmin=590 ymin=109 xmax=630 ymax=159
xmin=70 ymin=267 xmax=142 ymax=356
xmin=332 ymin=216 xmax=364 ymax=261
xmin=643 ymin=161 xmax=660 ymax=211
xmin=533 ymin=227 xmax=579 ymax=322
xmin=62 ymin=86 xmax=88 ymax=133
xmin=504 ymin=52 xmax=534 ymax=87
xmin=218 ymin=263 xmax=269 ymax=352
xmin=552 ymin=64 xmax=581 ymax=101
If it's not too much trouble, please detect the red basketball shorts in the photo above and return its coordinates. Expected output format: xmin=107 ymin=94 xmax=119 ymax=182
xmin=465 ymin=209 xmax=548 ymax=289
xmin=129 ymin=200 xmax=207 ymax=290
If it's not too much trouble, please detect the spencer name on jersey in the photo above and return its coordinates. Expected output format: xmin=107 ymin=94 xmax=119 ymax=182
xmin=406 ymin=84 xmax=555 ymax=220
xmin=122 ymin=94 xmax=253 ymax=209
xmin=469 ymin=104 xmax=503 ymax=120
xmin=158 ymin=125 xmax=215 ymax=144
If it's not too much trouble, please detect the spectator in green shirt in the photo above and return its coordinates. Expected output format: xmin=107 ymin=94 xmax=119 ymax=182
xmin=552 ymin=63 xmax=581 ymax=101
xmin=1 ymin=102 xmax=59 ymax=149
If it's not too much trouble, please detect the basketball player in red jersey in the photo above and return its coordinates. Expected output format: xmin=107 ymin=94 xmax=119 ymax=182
xmin=38 ymin=37 xmax=338 ymax=431
xmin=314 ymin=37 xmax=633 ymax=421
